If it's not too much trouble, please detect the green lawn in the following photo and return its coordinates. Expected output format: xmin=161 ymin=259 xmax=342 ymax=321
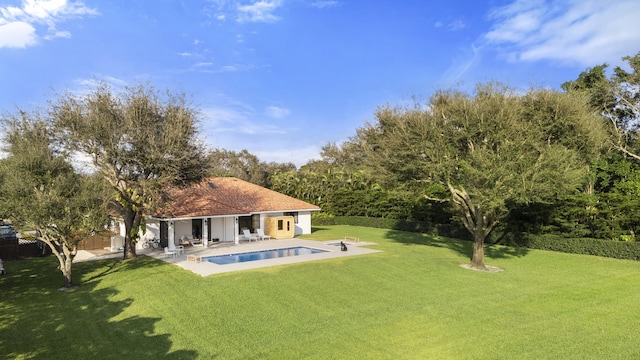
xmin=2 ymin=225 xmax=639 ymax=359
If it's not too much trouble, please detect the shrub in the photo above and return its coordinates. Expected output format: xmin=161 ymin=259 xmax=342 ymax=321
xmin=507 ymin=233 xmax=640 ymax=261
xmin=311 ymin=212 xmax=335 ymax=226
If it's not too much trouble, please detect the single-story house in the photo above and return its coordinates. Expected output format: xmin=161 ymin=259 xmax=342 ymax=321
xmin=113 ymin=177 xmax=321 ymax=250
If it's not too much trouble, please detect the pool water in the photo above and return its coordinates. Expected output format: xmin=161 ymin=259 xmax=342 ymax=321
xmin=203 ymin=246 xmax=328 ymax=265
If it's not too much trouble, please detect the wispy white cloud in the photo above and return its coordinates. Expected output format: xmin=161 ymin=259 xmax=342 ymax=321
xmin=439 ymin=44 xmax=482 ymax=85
xmin=193 ymin=63 xmax=258 ymax=73
xmin=265 ymin=105 xmax=290 ymax=119
xmin=202 ymin=103 xmax=286 ymax=135
xmin=172 ymin=57 xmax=260 ymax=74
xmin=200 ymin=99 xmax=316 ymax=167
xmin=44 ymin=29 xmax=70 ymax=40
xmin=447 ymin=20 xmax=466 ymax=31
xmin=202 ymin=94 xmax=283 ymax=136
xmin=194 ymin=61 xmax=214 ymax=67
xmin=434 ymin=18 xmax=467 ymax=32
xmin=0 ymin=0 xmax=98 ymax=48
xmin=72 ymin=75 xmax=129 ymax=97
xmin=205 ymin=0 xmax=287 ymax=25
xmin=254 ymin=145 xmax=321 ymax=167
xmin=484 ymin=0 xmax=640 ymax=66
xmin=202 ymin=106 xmax=252 ymax=130
xmin=310 ymin=1 xmax=341 ymax=9
xmin=236 ymin=0 xmax=283 ymax=23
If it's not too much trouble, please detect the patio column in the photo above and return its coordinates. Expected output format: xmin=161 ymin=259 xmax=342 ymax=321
xmin=168 ymin=221 xmax=175 ymax=250
xmin=203 ymin=218 xmax=209 ymax=248
xmin=234 ymin=216 xmax=239 ymax=245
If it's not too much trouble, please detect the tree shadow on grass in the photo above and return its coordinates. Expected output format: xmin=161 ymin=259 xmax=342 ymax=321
xmin=81 ymin=254 xmax=166 ymax=283
xmin=311 ymin=226 xmax=330 ymax=233
xmin=383 ymin=228 xmax=529 ymax=261
xmin=0 ymin=257 xmax=200 ymax=360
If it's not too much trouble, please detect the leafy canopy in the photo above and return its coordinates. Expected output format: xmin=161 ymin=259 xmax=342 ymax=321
xmin=52 ymin=83 xmax=211 ymax=258
xmin=0 ymin=113 xmax=109 ymax=287
xmin=359 ymin=83 xmax=606 ymax=268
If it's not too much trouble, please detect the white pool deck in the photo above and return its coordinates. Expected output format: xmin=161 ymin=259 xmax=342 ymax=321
xmin=76 ymin=239 xmax=381 ymax=276
xmin=150 ymin=239 xmax=381 ymax=276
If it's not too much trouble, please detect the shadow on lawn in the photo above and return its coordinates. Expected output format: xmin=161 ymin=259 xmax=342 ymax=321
xmin=384 ymin=229 xmax=529 ymax=261
xmin=0 ymin=257 xmax=198 ymax=360
xmin=310 ymin=226 xmax=331 ymax=233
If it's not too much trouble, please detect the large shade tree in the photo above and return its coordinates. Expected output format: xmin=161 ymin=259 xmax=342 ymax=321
xmin=361 ymin=84 xmax=606 ymax=270
xmin=0 ymin=114 xmax=109 ymax=288
xmin=562 ymin=52 xmax=640 ymax=160
xmin=52 ymin=83 xmax=210 ymax=259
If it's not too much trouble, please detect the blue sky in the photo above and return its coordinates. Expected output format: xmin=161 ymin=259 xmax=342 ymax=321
xmin=2 ymin=0 xmax=640 ymax=167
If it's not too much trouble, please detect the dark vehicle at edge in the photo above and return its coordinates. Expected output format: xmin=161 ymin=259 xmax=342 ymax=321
xmin=0 ymin=225 xmax=18 ymax=242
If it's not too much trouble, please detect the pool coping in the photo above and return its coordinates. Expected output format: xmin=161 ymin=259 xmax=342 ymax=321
xmin=145 ymin=239 xmax=381 ymax=276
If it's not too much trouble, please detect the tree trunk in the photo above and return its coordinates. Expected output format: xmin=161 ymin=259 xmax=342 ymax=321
xmin=447 ymin=184 xmax=496 ymax=270
xmin=62 ymin=254 xmax=73 ymax=288
xmin=41 ymin=236 xmax=76 ymax=289
xmin=471 ymin=230 xmax=486 ymax=270
xmin=122 ymin=207 xmax=139 ymax=260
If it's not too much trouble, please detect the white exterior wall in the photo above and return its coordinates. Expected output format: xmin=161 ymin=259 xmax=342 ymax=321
xmin=296 ymin=211 xmax=312 ymax=235
xmin=174 ymin=220 xmax=192 ymax=244
xmin=227 ymin=217 xmax=236 ymax=242
xmin=144 ymin=219 xmax=160 ymax=240
xmin=114 ymin=218 xmax=160 ymax=250
xmin=209 ymin=217 xmax=236 ymax=242
xmin=210 ymin=217 xmax=224 ymax=241
xmin=118 ymin=221 xmax=126 ymax=237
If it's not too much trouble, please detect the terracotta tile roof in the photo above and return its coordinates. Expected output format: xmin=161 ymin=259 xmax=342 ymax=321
xmin=154 ymin=177 xmax=320 ymax=219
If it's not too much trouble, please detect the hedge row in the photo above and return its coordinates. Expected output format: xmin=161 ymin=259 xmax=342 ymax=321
xmin=313 ymin=214 xmax=437 ymax=233
xmin=313 ymin=214 xmax=640 ymax=261
xmin=520 ymin=234 xmax=640 ymax=261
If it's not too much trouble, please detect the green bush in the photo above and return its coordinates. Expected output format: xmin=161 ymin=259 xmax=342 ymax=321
xmin=329 ymin=215 xmax=430 ymax=233
xmin=310 ymin=212 xmax=335 ymax=225
xmin=315 ymin=215 xmax=469 ymax=238
xmin=505 ymin=233 xmax=640 ymax=261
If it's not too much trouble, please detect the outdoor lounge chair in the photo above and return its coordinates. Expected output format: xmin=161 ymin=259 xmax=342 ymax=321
xmin=164 ymin=247 xmax=177 ymax=258
xmin=180 ymin=235 xmax=202 ymax=247
xmin=256 ymin=229 xmax=271 ymax=241
xmin=242 ymin=229 xmax=259 ymax=242
xmin=179 ymin=236 xmax=191 ymax=246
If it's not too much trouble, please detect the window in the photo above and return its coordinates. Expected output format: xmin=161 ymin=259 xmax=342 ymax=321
xmin=277 ymin=219 xmax=284 ymax=230
xmin=252 ymin=214 xmax=260 ymax=230
xmin=238 ymin=216 xmax=252 ymax=233
xmin=284 ymin=212 xmax=298 ymax=224
xmin=239 ymin=215 xmax=261 ymax=233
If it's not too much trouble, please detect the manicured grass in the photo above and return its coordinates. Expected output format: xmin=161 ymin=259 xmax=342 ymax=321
xmin=2 ymin=225 xmax=640 ymax=359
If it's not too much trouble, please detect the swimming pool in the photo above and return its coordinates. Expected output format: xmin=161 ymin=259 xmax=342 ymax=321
xmin=203 ymin=246 xmax=329 ymax=265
